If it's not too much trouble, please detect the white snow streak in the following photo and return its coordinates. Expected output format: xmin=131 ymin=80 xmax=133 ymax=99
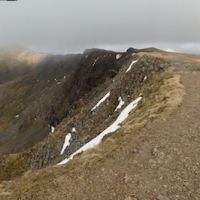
xmin=115 ymin=97 xmax=125 ymax=112
xmin=116 ymin=54 xmax=122 ymax=60
xmin=72 ymin=127 xmax=76 ymax=133
xmin=91 ymin=92 xmax=111 ymax=111
xmin=51 ymin=126 xmax=55 ymax=133
xmin=92 ymin=58 xmax=99 ymax=66
xmin=60 ymin=133 xmax=72 ymax=155
xmin=126 ymin=60 xmax=138 ymax=73
xmin=58 ymin=96 xmax=142 ymax=165
xmin=143 ymin=76 xmax=147 ymax=81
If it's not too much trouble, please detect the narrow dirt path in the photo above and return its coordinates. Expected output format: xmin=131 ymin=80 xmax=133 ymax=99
xmin=52 ymin=70 xmax=200 ymax=200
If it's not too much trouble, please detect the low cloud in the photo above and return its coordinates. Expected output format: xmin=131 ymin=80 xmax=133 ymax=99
xmin=0 ymin=0 xmax=200 ymax=54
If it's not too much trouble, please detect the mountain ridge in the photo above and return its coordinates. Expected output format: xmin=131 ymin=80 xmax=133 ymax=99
xmin=0 ymin=47 xmax=200 ymax=200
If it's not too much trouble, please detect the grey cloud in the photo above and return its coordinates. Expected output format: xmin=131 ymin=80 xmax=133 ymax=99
xmin=0 ymin=0 xmax=200 ymax=53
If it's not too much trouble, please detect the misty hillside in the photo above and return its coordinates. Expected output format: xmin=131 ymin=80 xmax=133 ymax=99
xmin=0 ymin=49 xmax=46 ymax=84
xmin=0 ymin=48 xmax=200 ymax=200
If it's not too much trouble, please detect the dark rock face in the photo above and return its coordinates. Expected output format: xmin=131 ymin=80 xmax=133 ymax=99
xmin=126 ymin=48 xmax=138 ymax=54
xmin=30 ymin=54 xmax=169 ymax=170
xmin=66 ymin=49 xmax=122 ymax=105
xmin=34 ymin=54 xmax=82 ymax=81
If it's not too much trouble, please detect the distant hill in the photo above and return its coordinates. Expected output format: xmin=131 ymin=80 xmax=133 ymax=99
xmin=0 ymin=49 xmax=47 ymax=84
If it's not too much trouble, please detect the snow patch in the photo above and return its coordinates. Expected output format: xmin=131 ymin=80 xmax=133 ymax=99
xmin=91 ymin=92 xmax=111 ymax=111
xmin=115 ymin=97 xmax=125 ymax=112
xmin=72 ymin=127 xmax=76 ymax=133
xmin=58 ymin=96 xmax=142 ymax=165
xmin=126 ymin=60 xmax=138 ymax=73
xmin=51 ymin=126 xmax=55 ymax=133
xmin=92 ymin=58 xmax=99 ymax=66
xmin=116 ymin=54 xmax=122 ymax=60
xmin=60 ymin=133 xmax=72 ymax=155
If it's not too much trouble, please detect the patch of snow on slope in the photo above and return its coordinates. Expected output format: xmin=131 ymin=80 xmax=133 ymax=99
xmin=116 ymin=54 xmax=122 ymax=60
xmin=126 ymin=60 xmax=138 ymax=73
xmin=115 ymin=97 xmax=125 ymax=112
xmin=91 ymin=92 xmax=111 ymax=111
xmin=92 ymin=58 xmax=99 ymax=66
xmin=72 ymin=127 xmax=76 ymax=133
xmin=60 ymin=133 xmax=72 ymax=155
xmin=51 ymin=126 xmax=55 ymax=133
xmin=58 ymin=96 xmax=142 ymax=165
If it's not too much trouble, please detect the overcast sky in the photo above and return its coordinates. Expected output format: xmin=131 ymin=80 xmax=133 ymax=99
xmin=0 ymin=0 xmax=200 ymax=54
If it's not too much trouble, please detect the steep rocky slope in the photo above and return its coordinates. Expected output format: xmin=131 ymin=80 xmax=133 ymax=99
xmin=1 ymin=48 xmax=199 ymax=200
